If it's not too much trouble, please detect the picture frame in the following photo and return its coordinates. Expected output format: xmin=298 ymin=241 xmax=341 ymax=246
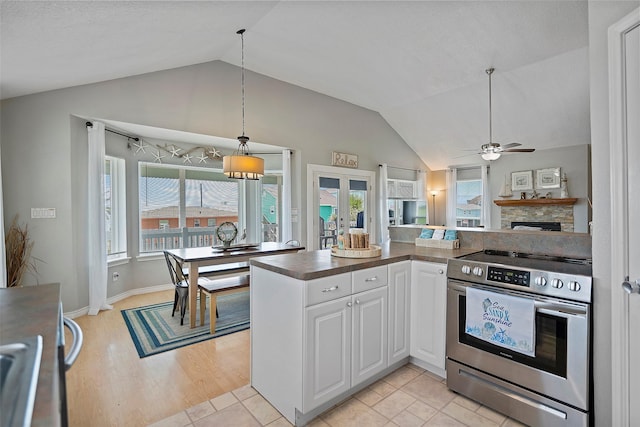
xmin=535 ymin=167 xmax=561 ymax=189
xmin=511 ymin=170 xmax=533 ymax=191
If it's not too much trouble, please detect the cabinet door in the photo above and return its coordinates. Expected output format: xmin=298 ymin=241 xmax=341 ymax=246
xmin=304 ymin=296 xmax=352 ymax=411
xmin=388 ymin=261 xmax=411 ymax=365
xmin=351 ymin=286 xmax=388 ymax=387
xmin=410 ymin=262 xmax=447 ymax=371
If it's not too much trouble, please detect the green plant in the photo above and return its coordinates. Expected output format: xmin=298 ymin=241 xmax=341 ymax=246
xmin=5 ymin=215 xmax=38 ymax=287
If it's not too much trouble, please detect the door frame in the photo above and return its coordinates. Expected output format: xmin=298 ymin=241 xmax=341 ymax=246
xmin=306 ymin=164 xmax=376 ymax=250
xmin=609 ymin=8 xmax=640 ymax=426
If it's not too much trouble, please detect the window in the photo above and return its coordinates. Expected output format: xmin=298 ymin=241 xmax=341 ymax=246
xmin=455 ymin=168 xmax=483 ymax=228
xmin=139 ymin=163 xmax=240 ymax=252
xmin=105 ymin=156 xmax=127 ymax=259
xmin=262 ymin=176 xmax=280 ymax=242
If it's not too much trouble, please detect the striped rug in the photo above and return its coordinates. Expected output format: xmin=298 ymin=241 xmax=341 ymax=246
xmin=121 ymin=291 xmax=249 ymax=358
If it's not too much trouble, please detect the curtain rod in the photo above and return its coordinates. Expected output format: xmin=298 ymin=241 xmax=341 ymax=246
xmin=86 ymin=121 xmax=140 ymax=141
xmin=379 ymin=164 xmax=423 ymax=173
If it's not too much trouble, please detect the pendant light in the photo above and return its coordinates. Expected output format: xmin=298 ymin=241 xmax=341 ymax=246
xmin=223 ymin=29 xmax=264 ymax=180
xmin=481 ymin=68 xmax=501 ymax=161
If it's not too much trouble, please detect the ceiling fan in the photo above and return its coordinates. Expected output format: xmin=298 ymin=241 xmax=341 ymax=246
xmin=477 ymin=68 xmax=535 ymax=161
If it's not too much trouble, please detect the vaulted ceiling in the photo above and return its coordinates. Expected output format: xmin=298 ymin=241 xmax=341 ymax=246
xmin=0 ymin=1 xmax=590 ymax=170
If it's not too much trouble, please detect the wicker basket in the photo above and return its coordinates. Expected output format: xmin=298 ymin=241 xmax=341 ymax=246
xmin=415 ymin=238 xmax=460 ymax=249
xmin=331 ymin=245 xmax=382 ymax=258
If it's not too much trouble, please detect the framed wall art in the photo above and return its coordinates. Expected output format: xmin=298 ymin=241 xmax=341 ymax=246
xmin=536 ymin=167 xmax=561 ymax=189
xmin=511 ymin=170 xmax=533 ymax=191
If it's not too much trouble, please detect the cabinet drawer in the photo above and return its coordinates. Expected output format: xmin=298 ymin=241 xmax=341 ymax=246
xmin=306 ymin=273 xmax=352 ymax=306
xmin=353 ymin=266 xmax=387 ymax=293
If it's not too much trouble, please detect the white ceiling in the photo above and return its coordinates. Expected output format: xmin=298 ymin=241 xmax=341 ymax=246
xmin=0 ymin=1 xmax=590 ymax=170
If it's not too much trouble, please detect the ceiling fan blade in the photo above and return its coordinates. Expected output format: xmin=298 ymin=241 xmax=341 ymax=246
xmin=504 ymin=148 xmax=535 ymax=153
xmin=501 ymin=142 xmax=521 ymax=149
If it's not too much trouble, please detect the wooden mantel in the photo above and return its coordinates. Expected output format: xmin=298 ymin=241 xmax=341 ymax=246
xmin=494 ymin=198 xmax=578 ymax=206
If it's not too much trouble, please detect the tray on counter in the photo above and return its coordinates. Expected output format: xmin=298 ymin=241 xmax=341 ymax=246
xmin=331 ymin=245 xmax=382 ymax=258
xmin=415 ymin=238 xmax=460 ymax=249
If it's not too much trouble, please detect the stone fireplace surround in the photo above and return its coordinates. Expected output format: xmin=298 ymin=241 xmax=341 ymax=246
xmin=501 ymin=205 xmax=574 ymax=232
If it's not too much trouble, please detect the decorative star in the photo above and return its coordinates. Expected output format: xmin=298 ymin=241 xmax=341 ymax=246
xmin=169 ymin=145 xmax=182 ymax=157
xmin=132 ymin=140 xmax=147 ymax=154
xmin=182 ymin=153 xmax=194 ymax=164
xmin=206 ymin=147 xmax=221 ymax=159
xmin=152 ymin=150 xmax=165 ymax=163
xmin=197 ymin=152 xmax=208 ymax=164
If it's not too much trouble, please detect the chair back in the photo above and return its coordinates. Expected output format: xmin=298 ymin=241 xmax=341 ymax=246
xmin=164 ymin=251 xmax=187 ymax=287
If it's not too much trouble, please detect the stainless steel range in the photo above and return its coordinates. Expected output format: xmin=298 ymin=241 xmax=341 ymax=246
xmin=446 ymin=250 xmax=592 ymax=427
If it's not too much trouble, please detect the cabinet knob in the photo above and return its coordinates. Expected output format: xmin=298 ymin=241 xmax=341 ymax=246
xmin=438 ymin=269 xmax=444 ymax=275
xmin=346 ymin=301 xmax=353 ymax=307
xmin=355 ymin=299 xmax=361 ymax=305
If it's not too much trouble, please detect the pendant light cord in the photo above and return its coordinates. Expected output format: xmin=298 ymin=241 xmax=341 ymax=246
xmin=238 ymin=29 xmax=246 ymax=138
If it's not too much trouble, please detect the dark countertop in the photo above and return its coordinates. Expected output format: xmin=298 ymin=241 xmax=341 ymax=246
xmin=250 ymin=241 xmax=481 ymax=280
xmin=0 ymin=283 xmax=61 ymax=427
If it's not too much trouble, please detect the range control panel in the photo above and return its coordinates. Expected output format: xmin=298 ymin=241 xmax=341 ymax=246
xmin=487 ymin=266 xmax=530 ymax=287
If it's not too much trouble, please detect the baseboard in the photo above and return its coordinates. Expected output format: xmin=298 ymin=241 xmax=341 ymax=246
xmin=64 ymin=283 xmax=174 ymax=318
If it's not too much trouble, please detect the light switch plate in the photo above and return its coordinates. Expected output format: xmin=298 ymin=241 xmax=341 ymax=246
xmin=31 ymin=208 xmax=56 ymax=219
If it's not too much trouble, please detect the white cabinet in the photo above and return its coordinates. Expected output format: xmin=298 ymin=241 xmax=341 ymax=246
xmin=387 ymin=179 xmax=417 ymax=199
xmin=304 ymin=295 xmax=352 ymax=410
xmin=252 ymin=265 xmax=392 ymax=425
xmin=304 ymin=273 xmax=388 ymax=410
xmin=351 ymin=286 xmax=387 ymax=386
xmin=388 ymin=261 xmax=411 ymax=365
xmin=410 ymin=261 xmax=447 ymax=376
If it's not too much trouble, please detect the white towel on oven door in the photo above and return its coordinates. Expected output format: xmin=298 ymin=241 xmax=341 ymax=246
xmin=465 ymin=287 xmax=535 ymax=357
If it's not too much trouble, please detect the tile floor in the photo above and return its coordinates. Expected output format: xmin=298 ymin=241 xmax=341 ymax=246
xmin=149 ymin=364 xmax=526 ymax=427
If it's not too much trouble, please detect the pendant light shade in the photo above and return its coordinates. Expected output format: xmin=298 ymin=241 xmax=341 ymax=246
xmin=223 ymin=136 xmax=264 ymax=180
xmin=223 ymin=29 xmax=264 ymax=180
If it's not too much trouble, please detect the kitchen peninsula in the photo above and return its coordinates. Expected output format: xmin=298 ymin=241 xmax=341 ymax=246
xmin=249 ymin=241 xmax=479 ymax=426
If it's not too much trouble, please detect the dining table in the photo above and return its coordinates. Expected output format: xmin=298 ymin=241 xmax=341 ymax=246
xmin=165 ymin=242 xmax=304 ymax=328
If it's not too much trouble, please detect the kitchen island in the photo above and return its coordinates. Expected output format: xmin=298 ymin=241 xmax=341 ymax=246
xmin=249 ymin=242 xmax=480 ymax=426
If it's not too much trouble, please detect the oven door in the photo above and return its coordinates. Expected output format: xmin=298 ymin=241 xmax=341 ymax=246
xmin=446 ymin=279 xmax=590 ymax=411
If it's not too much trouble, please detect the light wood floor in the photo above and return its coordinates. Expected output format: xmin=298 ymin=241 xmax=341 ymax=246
xmin=64 ymin=290 xmax=250 ymax=427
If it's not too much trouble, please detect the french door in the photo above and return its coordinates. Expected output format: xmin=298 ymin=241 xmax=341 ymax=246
xmin=307 ymin=165 xmax=376 ymax=250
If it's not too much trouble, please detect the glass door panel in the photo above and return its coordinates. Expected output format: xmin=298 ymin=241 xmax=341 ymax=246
xmin=310 ymin=167 xmax=374 ymax=250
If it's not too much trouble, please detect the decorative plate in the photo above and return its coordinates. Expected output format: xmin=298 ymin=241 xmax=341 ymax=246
xmin=216 ymin=222 xmax=238 ymax=246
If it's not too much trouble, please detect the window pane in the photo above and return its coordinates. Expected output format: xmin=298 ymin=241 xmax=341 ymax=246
xmin=185 ymin=173 xmax=238 ymax=248
xmin=456 ymin=179 xmax=482 ymax=228
xmin=262 ymin=182 xmax=279 ymax=242
xmin=105 ymin=156 xmax=126 ymax=257
xmin=139 ymin=163 xmax=180 ymax=252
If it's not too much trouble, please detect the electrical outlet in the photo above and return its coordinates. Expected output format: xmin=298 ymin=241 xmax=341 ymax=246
xmin=112 ymin=272 xmax=120 ymax=282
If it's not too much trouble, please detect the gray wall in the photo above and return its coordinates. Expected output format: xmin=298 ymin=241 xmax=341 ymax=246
xmin=588 ymin=1 xmax=640 ymax=425
xmin=487 ymin=144 xmax=590 ymax=232
xmin=1 ymin=60 xmax=426 ymax=311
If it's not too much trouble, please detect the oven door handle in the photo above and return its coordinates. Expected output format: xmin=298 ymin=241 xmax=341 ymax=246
xmin=537 ymin=306 xmax=587 ymax=318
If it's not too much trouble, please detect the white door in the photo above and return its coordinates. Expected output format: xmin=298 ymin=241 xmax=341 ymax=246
xmin=609 ymin=8 xmax=640 ymax=426
xmin=307 ymin=165 xmax=376 ymax=250
xmin=303 ymin=296 xmax=351 ymax=411
xmin=351 ymin=286 xmax=388 ymax=387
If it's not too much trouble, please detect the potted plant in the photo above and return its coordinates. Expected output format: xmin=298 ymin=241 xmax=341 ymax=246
xmin=5 ymin=215 xmax=38 ymax=287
